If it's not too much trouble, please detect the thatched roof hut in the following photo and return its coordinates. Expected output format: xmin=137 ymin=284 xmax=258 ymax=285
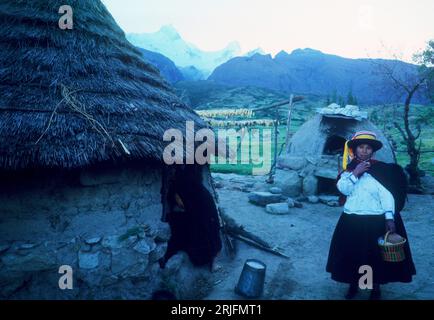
xmin=0 ymin=0 xmax=221 ymax=300
xmin=0 ymin=0 xmax=205 ymax=170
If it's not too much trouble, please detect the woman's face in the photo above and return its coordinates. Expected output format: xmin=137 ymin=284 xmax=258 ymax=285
xmin=356 ymin=143 xmax=373 ymax=161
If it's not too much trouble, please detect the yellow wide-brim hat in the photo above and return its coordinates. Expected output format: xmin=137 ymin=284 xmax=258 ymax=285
xmin=342 ymin=131 xmax=383 ymax=170
xmin=347 ymin=131 xmax=383 ymax=152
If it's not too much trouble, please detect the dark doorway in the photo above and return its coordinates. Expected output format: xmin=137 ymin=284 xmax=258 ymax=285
xmin=317 ymin=177 xmax=339 ymax=195
xmin=323 ymin=135 xmax=346 ymax=155
xmin=161 ymin=165 xmax=222 ymax=268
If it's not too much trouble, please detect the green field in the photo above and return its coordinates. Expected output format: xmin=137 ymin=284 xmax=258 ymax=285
xmin=209 ymin=104 xmax=433 ymax=176
xmin=175 ymin=80 xmax=434 ymax=176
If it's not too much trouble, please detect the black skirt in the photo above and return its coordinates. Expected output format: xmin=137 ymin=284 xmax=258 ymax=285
xmin=326 ymin=212 xmax=416 ymax=284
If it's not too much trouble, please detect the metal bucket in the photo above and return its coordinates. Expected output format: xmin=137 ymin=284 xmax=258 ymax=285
xmin=235 ymin=259 xmax=266 ymax=298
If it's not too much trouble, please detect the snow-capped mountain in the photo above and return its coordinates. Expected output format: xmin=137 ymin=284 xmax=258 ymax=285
xmin=245 ymin=48 xmax=266 ymax=57
xmin=127 ymin=25 xmax=241 ymax=78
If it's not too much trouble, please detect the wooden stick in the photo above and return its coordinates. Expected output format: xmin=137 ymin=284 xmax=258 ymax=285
xmin=219 ymin=210 xmax=289 ymax=258
xmin=230 ymin=234 xmax=290 ymax=259
xmin=284 ymin=94 xmax=294 ymax=154
xmin=252 ymin=96 xmax=303 ymax=112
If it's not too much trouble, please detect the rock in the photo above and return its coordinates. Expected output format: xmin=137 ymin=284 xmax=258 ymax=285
xmin=111 ymin=250 xmax=148 ymax=276
xmin=121 ymin=262 xmax=148 ymax=278
xmin=18 ymin=243 xmax=39 ymax=250
xmin=252 ymin=182 xmax=268 ymax=192
xmin=241 ymin=187 xmax=252 ymax=193
xmin=266 ymin=203 xmax=290 ymax=215
xmin=78 ymin=251 xmax=100 ymax=269
xmin=149 ymin=243 xmax=167 ymax=263
xmin=0 ymin=243 xmax=11 ymax=254
xmin=154 ymin=224 xmax=171 ymax=242
xmin=294 ymin=201 xmax=303 ymax=208
xmin=302 ymin=175 xmax=318 ymax=196
xmin=137 ymin=230 xmax=147 ymax=239
xmin=277 ymin=156 xmax=306 ymax=170
xmin=248 ymin=192 xmax=283 ymax=206
xmin=318 ymin=195 xmax=339 ymax=204
xmin=305 ymin=156 xmax=319 ymax=165
xmin=1 ymin=249 xmax=56 ymax=272
xmin=119 ymin=235 xmax=138 ymax=247
xmin=111 ymin=250 xmax=132 ymax=274
xmin=175 ymin=263 xmax=216 ymax=299
xmin=214 ymin=181 xmax=223 ymax=188
xmin=0 ymin=275 xmax=31 ymax=298
xmin=85 ymin=237 xmax=102 ymax=245
xmin=211 ymin=173 xmax=223 ymax=181
xmin=286 ymin=198 xmax=295 ymax=208
xmin=328 ymin=103 xmax=340 ymax=109
xmin=314 ymin=168 xmax=338 ymax=179
xmin=163 ymin=252 xmax=185 ymax=275
xmin=295 ymin=196 xmax=308 ymax=202
xmin=269 ymin=187 xmax=282 ymax=194
xmin=133 ymin=239 xmax=156 ymax=255
xmin=101 ymin=275 xmax=120 ymax=287
xmin=308 ymin=196 xmax=319 ymax=204
xmin=102 ymin=236 xmax=123 ymax=250
xmin=80 ymin=244 xmax=92 ymax=252
xmin=326 ymin=201 xmax=340 ymax=207
xmin=273 ymin=169 xmax=302 ymax=197
xmin=298 ymin=169 xmax=307 ymax=178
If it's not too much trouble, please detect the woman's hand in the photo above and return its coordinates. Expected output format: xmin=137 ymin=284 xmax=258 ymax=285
xmin=385 ymin=219 xmax=396 ymax=233
xmin=352 ymin=161 xmax=370 ymax=177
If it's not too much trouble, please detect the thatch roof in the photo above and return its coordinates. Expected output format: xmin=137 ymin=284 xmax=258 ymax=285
xmin=0 ymin=0 xmax=206 ymax=170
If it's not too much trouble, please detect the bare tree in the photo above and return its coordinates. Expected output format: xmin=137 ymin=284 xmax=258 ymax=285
xmin=373 ymin=41 xmax=434 ymax=190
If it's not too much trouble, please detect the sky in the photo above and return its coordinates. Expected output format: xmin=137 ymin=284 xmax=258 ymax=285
xmin=101 ymin=0 xmax=434 ymax=62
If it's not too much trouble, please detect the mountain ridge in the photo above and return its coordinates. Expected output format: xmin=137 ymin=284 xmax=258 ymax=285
xmin=208 ymin=48 xmax=426 ymax=104
xmin=127 ymin=25 xmax=241 ymax=77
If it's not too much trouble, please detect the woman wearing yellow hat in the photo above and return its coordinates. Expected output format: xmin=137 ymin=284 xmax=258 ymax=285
xmin=326 ymin=131 xmax=416 ymax=300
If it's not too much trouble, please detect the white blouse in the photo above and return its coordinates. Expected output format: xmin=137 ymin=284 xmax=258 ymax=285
xmin=337 ymin=171 xmax=395 ymax=220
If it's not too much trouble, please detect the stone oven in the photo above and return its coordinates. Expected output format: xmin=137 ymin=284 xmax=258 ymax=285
xmin=275 ymin=105 xmax=396 ymax=197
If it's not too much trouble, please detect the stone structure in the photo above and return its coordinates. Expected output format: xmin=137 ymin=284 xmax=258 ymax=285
xmin=275 ymin=108 xmax=396 ymax=197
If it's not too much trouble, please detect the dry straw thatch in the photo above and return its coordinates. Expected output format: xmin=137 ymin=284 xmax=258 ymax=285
xmin=0 ymin=0 xmax=205 ymax=170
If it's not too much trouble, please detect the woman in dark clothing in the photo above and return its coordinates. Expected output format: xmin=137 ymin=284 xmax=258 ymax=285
xmin=326 ymin=131 xmax=416 ymax=300
xmin=160 ymin=165 xmax=222 ymax=269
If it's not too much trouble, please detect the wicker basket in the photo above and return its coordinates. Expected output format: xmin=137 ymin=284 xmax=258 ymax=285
xmin=378 ymin=231 xmax=407 ymax=262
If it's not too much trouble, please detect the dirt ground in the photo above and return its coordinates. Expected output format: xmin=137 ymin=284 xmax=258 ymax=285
xmin=204 ymin=177 xmax=434 ymax=300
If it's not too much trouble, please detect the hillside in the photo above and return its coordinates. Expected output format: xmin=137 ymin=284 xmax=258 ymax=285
xmin=138 ymin=48 xmax=184 ymax=84
xmin=208 ymin=48 xmax=428 ymax=105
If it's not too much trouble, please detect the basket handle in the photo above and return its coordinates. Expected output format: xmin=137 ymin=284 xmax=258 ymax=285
xmin=384 ymin=231 xmax=391 ymax=243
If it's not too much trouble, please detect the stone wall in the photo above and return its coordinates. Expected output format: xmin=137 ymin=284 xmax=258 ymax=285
xmin=275 ymin=155 xmax=341 ymax=197
xmin=0 ymin=164 xmax=215 ymax=299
